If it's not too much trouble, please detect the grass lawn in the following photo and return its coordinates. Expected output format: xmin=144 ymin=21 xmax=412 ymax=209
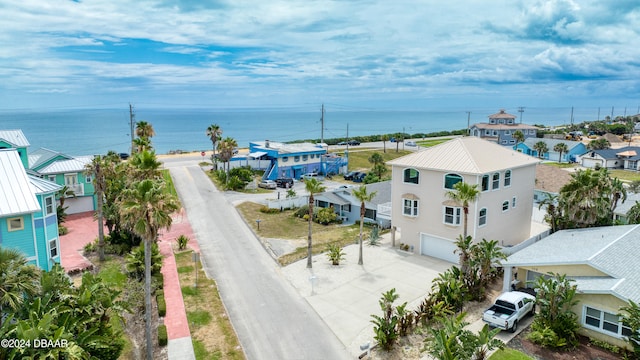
xmin=489 ymin=348 xmax=534 ymax=360
xmin=542 ymin=162 xmax=579 ymax=169
xmin=236 ymin=202 xmax=368 ymax=265
xmin=162 ymin=169 xmax=182 ymax=207
xmin=609 ymin=169 xmax=640 ymax=182
xmin=175 ymin=250 xmax=245 ymax=360
xmin=332 ymin=148 xmax=412 ymax=172
xmin=416 ymin=138 xmax=450 ymax=147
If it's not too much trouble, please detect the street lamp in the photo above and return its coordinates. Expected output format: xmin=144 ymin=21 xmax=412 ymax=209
xmin=256 ymin=219 xmax=261 ymax=230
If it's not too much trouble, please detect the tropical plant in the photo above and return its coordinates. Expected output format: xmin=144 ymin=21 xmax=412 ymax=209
xmin=587 ymin=138 xmax=611 ymax=150
xmin=326 ymin=244 xmax=345 ymax=265
xmin=539 ymin=194 xmax=561 ymax=233
xmin=119 ymin=179 xmax=179 ymax=360
xmin=206 ymin=123 xmax=222 ymax=169
xmin=304 ymin=178 xmax=325 ymax=268
xmin=129 ymin=150 xmax=162 ymax=180
xmin=126 ymin=243 xmax=163 ymax=278
xmin=316 ymin=207 xmax=338 ymax=225
xmin=553 ymin=142 xmax=569 ymax=163
xmin=368 ymin=152 xmax=384 ymax=166
xmin=0 ymin=247 xmax=40 ymax=328
xmin=629 ymin=180 xmax=640 ymax=194
xmin=619 ymin=300 xmax=640 ymax=357
xmin=353 ymin=185 xmax=377 ymax=265
xmin=136 ymin=121 xmax=156 ymax=139
xmin=55 ymin=184 xmax=76 ymax=224
xmin=424 ymin=313 xmax=503 ymax=360
xmin=513 ymin=130 xmax=525 ymax=145
xmin=286 ymin=189 xmax=297 ymax=198
xmin=533 ymin=141 xmax=548 ymax=159
xmin=626 ymin=201 xmax=640 ymax=224
xmin=454 ymin=235 xmax=474 ymax=279
xmin=445 ymin=181 xmax=480 ymax=240
xmin=381 ymin=134 xmax=389 ymax=153
xmin=86 ymin=155 xmax=107 ymax=260
xmin=133 ymin=136 xmax=152 ymax=153
xmin=529 ymin=273 xmax=580 ymax=349
xmin=217 ymin=136 xmax=238 ymax=173
xmin=368 ymin=226 xmax=381 ymax=246
xmin=176 ymin=235 xmax=190 ymax=250
xmin=472 ymin=238 xmax=507 ymax=287
xmin=431 ymin=267 xmax=466 ymax=312
xmin=370 ymin=288 xmax=403 ymax=351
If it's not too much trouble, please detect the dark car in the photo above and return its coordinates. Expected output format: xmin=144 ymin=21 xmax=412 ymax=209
xmin=353 ymin=172 xmax=367 ymax=182
xmin=347 ymin=140 xmax=361 ymax=146
xmin=336 ymin=141 xmax=348 ymax=146
xmin=275 ymin=178 xmax=294 ymax=188
xmin=118 ymin=152 xmax=130 ymax=160
xmin=343 ymin=171 xmax=357 ymax=180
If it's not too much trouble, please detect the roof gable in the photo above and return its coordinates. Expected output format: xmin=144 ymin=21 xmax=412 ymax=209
xmin=0 ymin=129 xmax=30 ymax=148
xmin=0 ymin=149 xmax=40 ymax=216
xmin=29 ymin=148 xmax=73 ymax=171
xmin=388 ymin=137 xmax=540 ymax=174
xmin=522 ymin=138 xmax=585 ymax=150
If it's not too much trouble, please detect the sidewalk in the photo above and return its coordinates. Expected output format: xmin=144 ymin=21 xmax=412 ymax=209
xmin=60 ymin=211 xmax=196 ymax=360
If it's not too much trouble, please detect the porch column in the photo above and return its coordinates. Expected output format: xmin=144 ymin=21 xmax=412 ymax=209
xmin=391 ymin=226 xmax=396 ymax=247
xmin=503 ymin=266 xmax=513 ymax=292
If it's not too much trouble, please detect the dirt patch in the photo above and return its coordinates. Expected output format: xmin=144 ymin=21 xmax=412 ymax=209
xmin=507 ymin=329 xmax=624 ymax=360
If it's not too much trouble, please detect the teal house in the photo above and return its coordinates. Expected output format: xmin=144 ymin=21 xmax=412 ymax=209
xmin=0 ymin=129 xmax=30 ymax=168
xmin=0 ymin=148 xmax=62 ymax=270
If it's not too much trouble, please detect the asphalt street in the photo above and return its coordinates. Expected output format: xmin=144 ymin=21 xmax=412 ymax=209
xmin=165 ymin=161 xmax=350 ymax=360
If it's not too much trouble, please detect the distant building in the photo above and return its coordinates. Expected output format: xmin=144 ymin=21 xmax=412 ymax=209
xmin=470 ymin=109 xmax=538 ymax=146
xmin=314 ymin=181 xmax=392 ymax=228
xmin=533 ymin=164 xmax=573 ymax=203
xmin=576 ymin=146 xmax=640 ymax=170
xmin=515 ymin=138 xmax=587 ymax=163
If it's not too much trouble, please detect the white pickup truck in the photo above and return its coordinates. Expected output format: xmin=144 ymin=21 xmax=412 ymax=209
xmin=482 ymin=291 xmax=536 ymax=333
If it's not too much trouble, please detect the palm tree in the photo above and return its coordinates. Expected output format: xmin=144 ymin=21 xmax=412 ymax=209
xmin=445 ymin=181 xmax=480 ymax=239
xmin=217 ymin=137 xmax=238 ymax=173
xmin=513 ymin=130 xmax=525 ymax=146
xmin=85 ymin=155 xmax=107 ymax=261
xmin=473 ymin=239 xmax=507 ymax=286
xmin=588 ymin=138 xmax=611 ymax=150
xmin=352 ymin=186 xmax=377 ymax=265
xmin=626 ymin=201 xmax=640 ymax=224
xmin=206 ymin=124 xmax=223 ymax=169
xmin=453 ymin=235 xmax=474 ymax=278
xmin=553 ymin=142 xmax=569 ymax=163
xmin=130 ymin=150 xmax=162 ymax=180
xmin=304 ymin=178 xmax=325 ymax=268
xmin=381 ymin=134 xmax=389 ymax=153
xmin=133 ymin=137 xmax=152 ymax=153
xmin=119 ymin=179 xmax=178 ymax=360
xmin=533 ymin=141 xmax=548 ymax=159
xmin=0 ymin=247 xmax=40 ymax=327
xmin=135 ymin=121 xmax=155 ymax=139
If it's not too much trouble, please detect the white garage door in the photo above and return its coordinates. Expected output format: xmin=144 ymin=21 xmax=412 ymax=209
xmin=581 ymin=158 xmax=601 ymax=168
xmin=420 ymin=233 xmax=459 ymax=263
xmin=66 ymin=196 xmax=95 ymax=214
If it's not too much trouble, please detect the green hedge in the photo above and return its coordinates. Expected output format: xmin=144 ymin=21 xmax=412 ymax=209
xmin=158 ymin=325 xmax=168 ymax=346
xmin=157 ymin=293 xmax=167 ymax=317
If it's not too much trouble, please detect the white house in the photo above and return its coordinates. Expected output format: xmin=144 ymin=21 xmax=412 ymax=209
xmin=388 ymin=137 xmax=540 ymax=263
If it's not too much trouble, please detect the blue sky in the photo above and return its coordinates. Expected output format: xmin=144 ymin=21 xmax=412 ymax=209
xmin=1 ymin=0 xmax=639 ymax=112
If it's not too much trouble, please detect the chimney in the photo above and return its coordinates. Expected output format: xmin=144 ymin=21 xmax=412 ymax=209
xmin=265 ymin=140 xmax=270 ymax=148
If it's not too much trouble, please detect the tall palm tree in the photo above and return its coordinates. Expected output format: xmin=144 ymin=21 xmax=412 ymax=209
xmin=626 ymin=201 xmax=640 ymax=224
xmin=133 ymin=137 xmax=152 ymax=153
xmin=304 ymin=178 xmax=325 ymax=268
xmin=513 ymin=130 xmax=525 ymax=146
xmin=352 ymin=185 xmax=377 ymax=265
xmin=553 ymin=142 xmax=569 ymax=163
xmin=472 ymin=239 xmax=507 ymax=286
xmin=119 ymin=179 xmax=178 ymax=360
xmin=130 ymin=150 xmax=162 ymax=180
xmin=445 ymin=181 xmax=480 ymax=239
xmin=0 ymin=247 xmax=40 ymax=327
xmin=381 ymin=134 xmax=389 ymax=153
xmin=217 ymin=137 xmax=238 ymax=173
xmin=135 ymin=121 xmax=155 ymax=139
xmin=533 ymin=141 xmax=548 ymax=159
xmin=206 ymin=124 xmax=223 ymax=169
xmin=85 ymin=155 xmax=107 ymax=261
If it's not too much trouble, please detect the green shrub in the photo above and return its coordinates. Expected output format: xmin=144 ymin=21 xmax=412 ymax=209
xmin=176 ymin=235 xmax=190 ymax=250
xmin=157 ymin=293 xmax=167 ymax=317
xmin=58 ymin=225 xmax=68 ymax=235
xmin=152 ymin=272 xmax=164 ymax=291
xmin=370 ymin=288 xmax=402 ymax=351
xmin=316 ymin=207 xmax=338 ymax=225
xmin=229 ymin=166 xmax=254 ymax=183
xmin=125 ymin=242 xmax=163 ymax=279
xmin=294 ymin=205 xmax=310 ymax=218
xmin=326 ymin=244 xmax=345 ymax=265
xmin=157 ymin=325 xmax=168 ymax=346
xmin=259 ymin=206 xmax=281 ymax=214
xmin=225 ymin=175 xmax=246 ymax=191
xmin=84 ymin=241 xmax=97 ymax=254
xmin=589 ymin=338 xmax=620 ymax=354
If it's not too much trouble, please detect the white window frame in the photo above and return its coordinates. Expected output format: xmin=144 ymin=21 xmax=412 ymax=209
xmin=501 ymin=140 xmax=508 ymax=144
xmin=49 ymin=238 xmax=58 ymax=258
xmin=504 ymin=130 xmax=511 ymax=135
xmin=7 ymin=217 xmax=24 ymax=231
xmin=443 ymin=173 xmax=463 ymax=189
xmin=492 ymin=172 xmax=500 ymax=190
xmin=402 ymin=198 xmax=419 ymax=217
xmin=85 ymin=174 xmax=93 ymax=183
xmin=504 ymin=170 xmax=512 ymax=187
xmin=479 ymin=208 xmax=487 ymax=227
xmin=502 ymin=201 xmax=510 ymax=212
xmin=443 ymin=206 xmax=462 ymax=225
xmin=47 ymin=175 xmax=56 ymax=182
xmin=45 ymin=195 xmax=55 ymax=215
xmin=583 ymin=306 xmax=633 ymax=338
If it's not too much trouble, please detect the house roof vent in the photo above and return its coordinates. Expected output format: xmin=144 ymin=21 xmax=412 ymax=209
xmin=265 ymin=140 xmax=270 ymax=148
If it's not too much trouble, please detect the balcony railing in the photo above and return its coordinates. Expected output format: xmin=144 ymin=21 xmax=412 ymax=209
xmin=67 ymin=183 xmax=84 ymax=196
xmin=377 ymin=202 xmax=392 ymax=219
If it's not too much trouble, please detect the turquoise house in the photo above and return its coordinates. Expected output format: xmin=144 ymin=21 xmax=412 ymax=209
xmin=248 ymin=140 xmax=348 ymax=180
xmin=0 ymin=149 xmax=62 ymax=270
xmin=514 ymin=138 xmax=586 ymax=163
xmin=0 ymin=129 xmax=30 ymax=168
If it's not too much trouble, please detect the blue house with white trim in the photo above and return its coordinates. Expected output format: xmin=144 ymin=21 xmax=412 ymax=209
xmin=0 ymin=148 xmax=62 ymax=271
xmin=514 ymin=138 xmax=586 ymax=163
xmin=248 ymin=140 xmax=348 ymax=180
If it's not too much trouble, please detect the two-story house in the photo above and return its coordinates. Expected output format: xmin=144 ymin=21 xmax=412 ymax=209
xmin=388 ymin=137 xmax=540 ymax=263
xmin=470 ymin=109 xmax=538 ymax=146
xmin=1 ymin=148 xmax=62 ymax=270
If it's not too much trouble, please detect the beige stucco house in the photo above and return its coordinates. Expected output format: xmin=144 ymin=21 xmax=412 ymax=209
xmin=503 ymin=225 xmax=640 ymax=349
xmin=388 ymin=137 xmax=540 ymax=263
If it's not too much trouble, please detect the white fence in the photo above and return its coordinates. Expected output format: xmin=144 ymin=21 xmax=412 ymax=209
xmin=266 ymin=195 xmax=309 ymax=210
xmin=501 ymin=229 xmax=551 ymax=256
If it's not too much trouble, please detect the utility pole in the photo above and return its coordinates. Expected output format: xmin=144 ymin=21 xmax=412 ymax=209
xmin=466 ymin=111 xmax=471 ymax=136
xmin=129 ymin=103 xmax=136 ymax=155
xmin=611 ymin=106 xmax=614 ymax=122
xmin=346 ymin=123 xmax=349 ymax=151
xmin=518 ymin=107 xmax=525 ymax=124
xmin=320 ymin=104 xmax=325 ymax=146
xmin=570 ymin=106 xmax=574 ymax=126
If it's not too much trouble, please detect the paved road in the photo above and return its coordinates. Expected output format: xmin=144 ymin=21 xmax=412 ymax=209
xmin=166 ymin=162 xmax=349 ymax=360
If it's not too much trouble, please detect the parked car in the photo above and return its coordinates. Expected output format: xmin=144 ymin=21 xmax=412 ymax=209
xmin=300 ymin=172 xmax=319 ymax=180
xmin=482 ymin=291 xmax=535 ymax=333
xmin=353 ymin=172 xmax=367 ymax=182
xmin=336 ymin=141 xmax=348 ymax=146
xmin=275 ymin=178 xmax=294 ymax=188
xmin=405 ymin=140 xmax=417 ymax=147
xmin=258 ymin=180 xmax=277 ymax=189
xmin=118 ymin=152 xmax=130 ymax=160
xmin=343 ymin=171 xmax=358 ymax=180
xmin=347 ymin=140 xmax=360 ymax=146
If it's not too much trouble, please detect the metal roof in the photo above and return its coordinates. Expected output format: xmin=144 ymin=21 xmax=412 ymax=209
xmin=522 ymin=138 xmax=584 ymax=150
xmin=28 ymin=175 xmax=62 ymax=194
xmin=388 ymin=137 xmax=540 ymax=174
xmin=0 ymin=149 xmax=40 ymax=216
xmin=29 ymin=147 xmax=72 ymax=170
xmin=251 ymin=141 xmax=326 ymax=154
xmin=0 ymin=129 xmax=30 ymax=147
xmin=505 ymin=224 xmax=640 ymax=303
xmin=37 ymin=157 xmax=92 ymax=174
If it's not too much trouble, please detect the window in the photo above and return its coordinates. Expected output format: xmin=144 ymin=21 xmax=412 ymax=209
xmin=485 ymin=130 xmax=491 ymax=135
xmin=508 ymin=119 xmax=514 ymax=124
xmin=403 ymin=168 xmax=419 ymax=184
xmin=504 ymin=170 xmax=511 ymax=187
xmin=505 ymin=130 xmax=511 ymax=135
xmin=302 ymin=155 xmax=308 ymax=161
xmin=294 ymin=156 xmax=300 ymax=162
xmin=479 ymin=208 xmax=487 ymax=226
xmin=282 ymin=157 xmax=289 ymax=162
xmin=47 ymin=175 xmax=56 ymax=182
xmin=502 ymin=201 xmax=509 ymax=212
xmin=492 ymin=173 xmax=500 ymax=190
xmin=490 ymin=119 xmax=496 ymax=124
xmin=481 ymin=175 xmax=489 ymax=192
xmin=310 ymin=154 xmax=315 ymax=159
xmin=444 ymin=206 xmax=461 ymax=225
xmin=492 ymin=130 xmax=498 ymax=136
xmin=444 ymin=173 xmax=463 ymax=189
xmin=529 ymin=129 xmax=536 ymax=135
xmin=509 ymin=140 xmax=516 ymax=144
xmin=512 ymin=196 xmax=517 ymax=208
xmin=7 ymin=217 xmax=24 ymax=231
xmin=501 ymin=140 xmax=508 ymax=144
xmin=45 ymin=196 xmax=54 ymax=215
xmin=85 ymin=174 xmax=92 ymax=183
xmin=584 ymin=306 xmax=633 ymax=337
xmin=49 ymin=239 xmax=58 ymax=258
xmin=403 ymin=199 xmax=419 ymax=217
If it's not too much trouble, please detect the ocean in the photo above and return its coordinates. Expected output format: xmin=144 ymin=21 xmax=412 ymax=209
xmin=0 ymin=106 xmax=624 ymax=156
